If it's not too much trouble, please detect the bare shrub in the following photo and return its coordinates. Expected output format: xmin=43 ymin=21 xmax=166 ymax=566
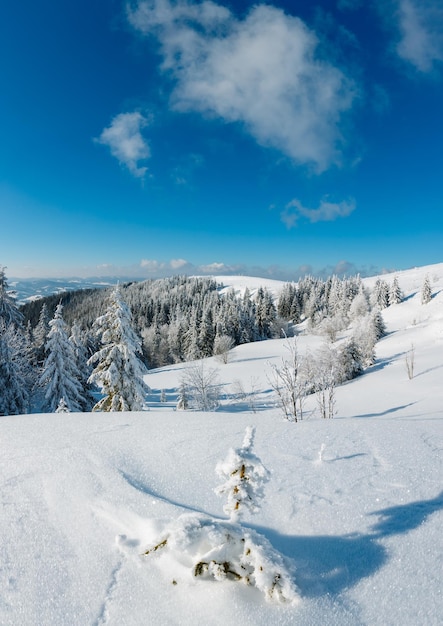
xmin=405 ymin=344 xmax=415 ymax=380
xmin=180 ymin=362 xmax=221 ymax=411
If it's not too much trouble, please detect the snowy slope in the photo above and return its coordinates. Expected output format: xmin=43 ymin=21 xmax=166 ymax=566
xmin=1 ymin=264 xmax=442 ymax=625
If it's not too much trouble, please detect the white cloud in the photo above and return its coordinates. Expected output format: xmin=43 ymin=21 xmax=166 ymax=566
xmin=395 ymin=0 xmax=443 ymax=72
xmin=199 ymin=262 xmax=234 ymax=273
xmin=129 ymin=1 xmax=357 ymax=171
xmin=140 ymin=258 xmax=193 ymax=273
xmin=140 ymin=258 xmax=164 ymax=271
xmin=170 ymin=258 xmax=189 ymax=269
xmin=96 ymin=112 xmax=150 ymax=177
xmin=281 ymin=197 xmax=356 ymax=228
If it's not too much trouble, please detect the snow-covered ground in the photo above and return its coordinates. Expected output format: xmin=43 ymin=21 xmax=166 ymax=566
xmin=1 ymin=264 xmax=442 ymax=625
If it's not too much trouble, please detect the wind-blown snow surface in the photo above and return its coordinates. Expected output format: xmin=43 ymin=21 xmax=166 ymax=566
xmin=1 ymin=264 xmax=443 ymax=625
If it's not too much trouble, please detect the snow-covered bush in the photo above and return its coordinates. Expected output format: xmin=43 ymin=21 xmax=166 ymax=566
xmin=143 ymin=513 xmax=299 ymax=604
xmin=213 ymin=333 xmax=235 ymax=363
xmin=317 ymin=314 xmax=347 ymax=342
xmin=180 ymin=362 xmax=221 ymax=411
xmin=405 ymin=344 xmax=415 ymax=380
xmin=311 ymin=344 xmax=338 ymax=419
xmin=268 ymin=338 xmax=307 ymax=422
xmin=215 ymin=426 xmax=270 ymax=522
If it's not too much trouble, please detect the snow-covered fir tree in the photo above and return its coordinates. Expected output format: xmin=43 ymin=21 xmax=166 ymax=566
xmin=0 ymin=320 xmax=31 ymax=415
xmin=32 ymin=302 xmax=50 ymax=366
xmin=55 ymin=397 xmax=70 ymax=413
xmin=0 ymin=266 xmax=23 ymax=328
xmin=371 ymin=279 xmax=390 ymax=310
xmin=337 ymin=337 xmax=364 ymax=382
xmin=38 ymin=304 xmax=88 ymax=413
xmin=349 ymin=286 xmax=369 ymax=318
xmin=255 ymin=287 xmax=276 ymax=339
xmin=176 ymin=381 xmax=189 ymax=410
xmin=370 ymin=309 xmax=387 ymax=340
xmin=421 ymin=274 xmax=432 ymax=304
xmin=69 ymin=321 xmax=94 ymax=410
xmin=389 ymin=276 xmax=403 ymax=306
xmin=88 ymin=285 xmax=148 ymax=411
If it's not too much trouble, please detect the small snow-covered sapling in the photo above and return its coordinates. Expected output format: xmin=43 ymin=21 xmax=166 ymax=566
xmin=215 ymin=426 xmax=270 ymax=523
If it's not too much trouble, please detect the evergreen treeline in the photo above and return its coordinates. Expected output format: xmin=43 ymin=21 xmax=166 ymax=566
xmin=1 ymin=264 xmax=418 ymax=416
xmin=21 ymin=276 xmax=281 ymax=368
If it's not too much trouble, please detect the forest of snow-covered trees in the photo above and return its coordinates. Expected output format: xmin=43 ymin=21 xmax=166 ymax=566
xmin=1 ymin=263 xmax=429 ymax=417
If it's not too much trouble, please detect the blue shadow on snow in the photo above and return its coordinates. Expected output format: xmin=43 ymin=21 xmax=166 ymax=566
xmin=249 ymin=489 xmax=443 ymax=598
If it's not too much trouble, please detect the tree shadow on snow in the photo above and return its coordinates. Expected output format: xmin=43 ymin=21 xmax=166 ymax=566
xmin=118 ymin=469 xmax=214 ymax=517
xmin=414 ymin=363 xmax=443 ymax=378
xmin=249 ymin=524 xmax=386 ymax=597
xmin=249 ymin=489 xmax=443 ymax=598
xmin=369 ymin=490 xmax=443 ymax=538
xmin=354 ymin=402 xmax=416 ymax=418
xmin=366 ymin=352 xmax=405 ymax=374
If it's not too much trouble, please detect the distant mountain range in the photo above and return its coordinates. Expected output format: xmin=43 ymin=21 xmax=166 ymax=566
xmin=10 ymin=277 xmax=131 ymax=305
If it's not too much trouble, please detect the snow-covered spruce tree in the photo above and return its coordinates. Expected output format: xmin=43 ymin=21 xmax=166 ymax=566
xmin=88 ymin=285 xmax=148 ymax=411
xmin=0 ymin=320 xmax=32 ymax=415
xmin=389 ymin=276 xmax=403 ymax=306
xmin=38 ymin=304 xmax=88 ymax=412
xmin=32 ymin=302 xmax=50 ymax=366
xmin=215 ymin=426 xmax=270 ymax=523
xmin=370 ymin=278 xmax=390 ymax=310
xmin=421 ymin=274 xmax=432 ymax=305
xmin=370 ymin=309 xmax=387 ymax=341
xmin=55 ymin=397 xmax=70 ymax=413
xmin=69 ymin=321 xmax=94 ymax=410
xmin=337 ymin=337 xmax=364 ymax=383
xmin=349 ymin=286 xmax=369 ymax=319
xmin=141 ymin=427 xmax=299 ymax=603
xmin=255 ymin=286 xmax=277 ymax=339
xmin=176 ymin=381 xmax=189 ymax=410
xmin=0 ymin=266 xmax=23 ymax=328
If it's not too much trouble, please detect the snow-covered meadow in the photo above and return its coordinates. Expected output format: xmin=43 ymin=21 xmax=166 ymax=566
xmin=1 ymin=264 xmax=442 ymax=625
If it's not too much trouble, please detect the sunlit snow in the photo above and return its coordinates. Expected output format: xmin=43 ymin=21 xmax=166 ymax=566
xmin=1 ymin=263 xmax=442 ymax=625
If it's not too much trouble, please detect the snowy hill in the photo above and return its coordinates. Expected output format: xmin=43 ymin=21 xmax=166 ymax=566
xmin=1 ymin=264 xmax=442 ymax=625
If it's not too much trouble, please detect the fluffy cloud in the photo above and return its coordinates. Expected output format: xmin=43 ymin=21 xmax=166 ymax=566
xmin=129 ymin=1 xmax=356 ymax=171
xmin=281 ymin=197 xmax=356 ymax=228
xmin=140 ymin=258 xmax=195 ymax=273
xmin=395 ymin=0 xmax=443 ymax=72
xmin=96 ymin=112 xmax=150 ymax=177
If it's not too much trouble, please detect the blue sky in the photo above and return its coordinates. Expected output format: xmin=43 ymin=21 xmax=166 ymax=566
xmin=1 ymin=0 xmax=443 ymax=280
